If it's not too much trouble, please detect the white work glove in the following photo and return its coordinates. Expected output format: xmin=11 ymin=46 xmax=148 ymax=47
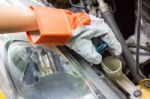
xmin=67 ymin=15 xmax=122 ymax=64
xmin=27 ymin=7 xmax=121 ymax=64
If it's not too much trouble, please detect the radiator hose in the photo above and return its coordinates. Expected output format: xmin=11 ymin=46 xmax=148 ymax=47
xmin=97 ymin=0 xmax=143 ymax=83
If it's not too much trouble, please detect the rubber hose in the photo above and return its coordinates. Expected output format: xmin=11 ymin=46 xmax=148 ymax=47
xmin=102 ymin=11 xmax=143 ymax=83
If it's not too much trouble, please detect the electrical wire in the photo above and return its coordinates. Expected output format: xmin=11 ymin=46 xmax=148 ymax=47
xmin=134 ymin=0 xmax=145 ymax=78
xmin=128 ymin=44 xmax=150 ymax=52
xmin=128 ymin=44 xmax=150 ymax=56
xmin=130 ymin=51 xmax=150 ymax=56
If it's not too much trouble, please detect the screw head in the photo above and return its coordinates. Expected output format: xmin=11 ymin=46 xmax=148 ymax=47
xmin=133 ymin=90 xmax=142 ymax=97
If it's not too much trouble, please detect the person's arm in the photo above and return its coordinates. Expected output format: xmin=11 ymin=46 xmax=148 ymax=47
xmin=0 ymin=5 xmax=122 ymax=64
xmin=0 ymin=5 xmax=38 ymax=33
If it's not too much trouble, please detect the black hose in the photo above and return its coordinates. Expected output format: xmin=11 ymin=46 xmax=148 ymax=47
xmin=102 ymin=12 xmax=142 ymax=83
xmin=130 ymin=51 xmax=150 ymax=56
xmin=134 ymin=0 xmax=144 ymax=78
xmin=128 ymin=44 xmax=150 ymax=52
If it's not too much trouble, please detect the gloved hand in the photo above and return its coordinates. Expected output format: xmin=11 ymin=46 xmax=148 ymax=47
xmin=67 ymin=15 xmax=122 ymax=64
xmin=27 ymin=6 xmax=122 ymax=64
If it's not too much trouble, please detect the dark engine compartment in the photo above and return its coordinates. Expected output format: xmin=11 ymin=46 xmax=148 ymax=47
xmin=112 ymin=0 xmax=135 ymax=39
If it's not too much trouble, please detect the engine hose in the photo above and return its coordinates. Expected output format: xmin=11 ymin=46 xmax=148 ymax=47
xmin=128 ymin=44 xmax=150 ymax=52
xmin=97 ymin=0 xmax=143 ymax=83
xmin=135 ymin=0 xmax=145 ymax=79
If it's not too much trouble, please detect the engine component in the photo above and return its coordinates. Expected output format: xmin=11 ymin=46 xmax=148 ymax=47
xmin=97 ymin=0 xmax=143 ymax=83
xmin=101 ymin=56 xmax=141 ymax=98
xmin=96 ymin=41 xmax=108 ymax=53
xmin=140 ymin=79 xmax=150 ymax=99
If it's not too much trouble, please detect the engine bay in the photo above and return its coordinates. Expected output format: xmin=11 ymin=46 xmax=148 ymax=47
xmin=0 ymin=0 xmax=150 ymax=99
